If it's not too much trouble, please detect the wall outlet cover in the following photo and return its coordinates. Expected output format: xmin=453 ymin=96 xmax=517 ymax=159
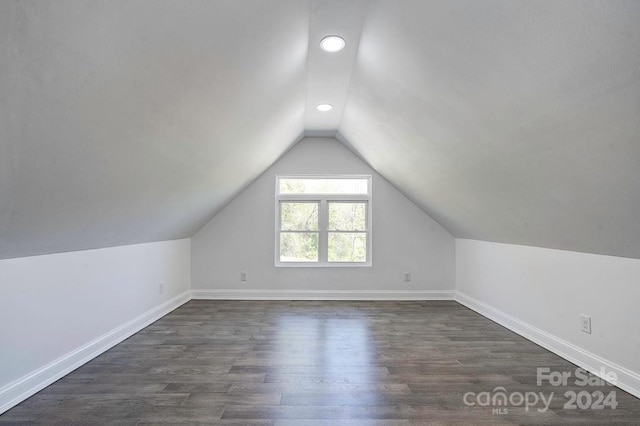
xmin=580 ymin=314 xmax=591 ymax=334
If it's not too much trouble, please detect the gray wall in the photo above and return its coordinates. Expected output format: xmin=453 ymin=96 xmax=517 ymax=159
xmin=191 ymin=138 xmax=455 ymax=295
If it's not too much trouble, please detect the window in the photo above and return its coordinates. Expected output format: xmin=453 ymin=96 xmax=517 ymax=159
xmin=276 ymin=175 xmax=372 ymax=266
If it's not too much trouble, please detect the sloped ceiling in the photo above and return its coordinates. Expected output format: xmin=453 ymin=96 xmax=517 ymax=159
xmin=2 ymin=1 xmax=640 ymax=260
xmin=340 ymin=0 xmax=640 ymax=259
xmin=1 ymin=0 xmax=309 ymax=259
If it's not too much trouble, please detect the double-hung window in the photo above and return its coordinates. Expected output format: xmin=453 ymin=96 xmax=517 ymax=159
xmin=276 ymin=175 xmax=372 ymax=267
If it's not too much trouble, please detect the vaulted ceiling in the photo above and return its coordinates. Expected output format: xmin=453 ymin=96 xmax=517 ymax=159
xmin=1 ymin=0 xmax=639 ymax=260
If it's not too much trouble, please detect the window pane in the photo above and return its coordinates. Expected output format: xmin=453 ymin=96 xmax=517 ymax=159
xmin=328 ymin=232 xmax=367 ymax=262
xmin=281 ymin=202 xmax=318 ymax=231
xmin=279 ymin=178 xmax=368 ymax=195
xmin=328 ymin=202 xmax=366 ymax=231
xmin=280 ymin=232 xmax=319 ymax=262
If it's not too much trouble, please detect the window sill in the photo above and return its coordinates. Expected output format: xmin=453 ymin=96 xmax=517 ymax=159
xmin=275 ymin=262 xmax=372 ymax=268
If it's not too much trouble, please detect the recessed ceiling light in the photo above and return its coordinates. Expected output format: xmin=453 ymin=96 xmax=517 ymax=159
xmin=316 ymin=104 xmax=333 ymax=112
xmin=320 ymin=36 xmax=345 ymax=52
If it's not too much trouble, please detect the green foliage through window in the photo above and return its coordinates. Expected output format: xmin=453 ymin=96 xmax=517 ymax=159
xmin=281 ymin=202 xmax=318 ymax=231
xmin=328 ymin=232 xmax=366 ymax=262
xmin=328 ymin=202 xmax=366 ymax=231
xmin=279 ymin=178 xmax=368 ymax=195
xmin=279 ymin=202 xmax=320 ymax=261
xmin=277 ymin=176 xmax=371 ymax=265
xmin=280 ymin=232 xmax=319 ymax=262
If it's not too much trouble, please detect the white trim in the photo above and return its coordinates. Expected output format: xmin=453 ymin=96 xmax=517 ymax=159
xmin=275 ymin=174 xmax=373 ymax=268
xmin=455 ymin=291 xmax=640 ymax=399
xmin=191 ymin=288 xmax=455 ymax=301
xmin=276 ymin=174 xmax=372 ymax=196
xmin=7 ymin=287 xmax=635 ymax=418
xmin=0 ymin=291 xmax=191 ymax=415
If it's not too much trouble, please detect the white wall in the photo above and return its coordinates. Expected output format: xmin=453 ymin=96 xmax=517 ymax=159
xmin=0 ymin=239 xmax=191 ymax=413
xmin=456 ymin=239 xmax=640 ymax=397
xmin=191 ymin=138 xmax=455 ymax=297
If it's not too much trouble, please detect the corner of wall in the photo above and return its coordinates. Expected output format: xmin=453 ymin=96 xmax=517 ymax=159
xmin=453 ymin=239 xmax=640 ymax=399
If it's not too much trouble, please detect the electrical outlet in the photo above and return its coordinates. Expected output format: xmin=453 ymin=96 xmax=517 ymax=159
xmin=159 ymin=282 xmax=165 ymax=294
xmin=403 ymin=272 xmax=411 ymax=282
xmin=240 ymin=271 xmax=247 ymax=282
xmin=580 ymin=314 xmax=591 ymax=334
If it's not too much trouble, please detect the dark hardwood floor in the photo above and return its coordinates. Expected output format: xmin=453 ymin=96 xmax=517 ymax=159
xmin=2 ymin=300 xmax=639 ymax=425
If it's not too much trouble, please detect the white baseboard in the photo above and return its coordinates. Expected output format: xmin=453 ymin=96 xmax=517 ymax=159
xmin=7 ymin=288 xmax=634 ymax=417
xmin=191 ymin=288 xmax=456 ymax=300
xmin=0 ymin=288 xmax=452 ymax=415
xmin=455 ymin=291 xmax=640 ymax=400
xmin=0 ymin=291 xmax=191 ymax=415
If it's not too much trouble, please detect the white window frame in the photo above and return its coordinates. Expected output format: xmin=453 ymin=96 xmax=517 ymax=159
xmin=275 ymin=174 xmax=372 ymax=267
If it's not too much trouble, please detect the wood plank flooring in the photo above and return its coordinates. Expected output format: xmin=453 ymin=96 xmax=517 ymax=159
xmin=1 ymin=300 xmax=639 ymax=424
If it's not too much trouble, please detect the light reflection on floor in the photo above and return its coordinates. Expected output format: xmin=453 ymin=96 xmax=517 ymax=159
xmin=275 ymin=309 xmax=386 ymax=406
